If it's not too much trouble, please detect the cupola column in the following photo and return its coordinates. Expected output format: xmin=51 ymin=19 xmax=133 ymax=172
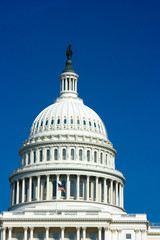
xmin=10 ymin=184 xmax=13 ymax=206
xmin=121 ymin=184 xmax=124 ymax=208
xmin=12 ymin=182 xmax=15 ymax=205
xmin=104 ymin=227 xmax=110 ymax=240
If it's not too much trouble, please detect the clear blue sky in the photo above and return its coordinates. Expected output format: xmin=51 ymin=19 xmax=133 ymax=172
xmin=0 ymin=0 xmax=160 ymax=223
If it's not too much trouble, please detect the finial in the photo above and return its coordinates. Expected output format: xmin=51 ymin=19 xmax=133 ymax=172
xmin=63 ymin=45 xmax=75 ymax=73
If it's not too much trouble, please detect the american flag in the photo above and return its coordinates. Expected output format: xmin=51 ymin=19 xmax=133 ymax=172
xmin=58 ymin=183 xmax=66 ymax=193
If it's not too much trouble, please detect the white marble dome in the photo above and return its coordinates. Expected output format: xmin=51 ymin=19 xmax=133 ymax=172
xmin=29 ymin=97 xmax=107 ymax=141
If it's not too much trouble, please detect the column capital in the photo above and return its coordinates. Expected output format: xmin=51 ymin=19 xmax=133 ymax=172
xmin=24 ymin=227 xmax=28 ymax=230
xmin=8 ymin=227 xmax=13 ymax=230
xmin=104 ymin=226 xmax=109 ymax=231
xmin=98 ymin=227 xmax=102 ymax=230
xmin=30 ymin=227 xmax=34 ymax=230
xmin=61 ymin=227 xmax=65 ymax=230
xmin=45 ymin=227 xmax=50 ymax=230
xmin=135 ymin=229 xmax=140 ymax=233
xmin=76 ymin=227 xmax=80 ymax=230
xmin=82 ymin=227 xmax=86 ymax=230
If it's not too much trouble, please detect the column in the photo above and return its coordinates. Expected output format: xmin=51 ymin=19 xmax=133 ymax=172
xmin=86 ymin=176 xmax=89 ymax=201
xmin=56 ymin=175 xmax=59 ymax=200
xmin=37 ymin=176 xmax=40 ymax=201
xmin=22 ymin=178 xmax=25 ymax=203
xmin=117 ymin=230 xmax=121 ymax=240
xmin=61 ymin=227 xmax=64 ymax=240
xmin=10 ymin=184 xmax=13 ymax=206
xmin=30 ymin=228 xmax=34 ymax=240
xmin=116 ymin=182 xmax=118 ymax=206
xmin=83 ymin=227 xmax=86 ymax=240
xmin=141 ymin=230 xmax=146 ymax=240
xmin=96 ymin=177 xmax=99 ymax=202
xmin=16 ymin=180 xmax=19 ymax=204
xmin=46 ymin=175 xmax=50 ymax=200
xmin=76 ymin=227 xmax=80 ymax=240
xmin=69 ymin=78 xmax=71 ymax=90
xmin=121 ymin=184 xmax=124 ymax=208
xmin=104 ymin=227 xmax=110 ymax=240
xmin=77 ymin=175 xmax=80 ymax=200
xmin=29 ymin=177 xmax=32 ymax=201
xmin=104 ymin=178 xmax=107 ymax=203
xmin=135 ymin=230 xmax=140 ymax=240
xmin=98 ymin=227 xmax=102 ymax=240
xmin=110 ymin=180 xmax=113 ymax=204
xmin=45 ymin=227 xmax=49 ymax=240
xmin=24 ymin=227 xmax=28 ymax=240
xmin=12 ymin=182 xmax=15 ymax=205
xmin=67 ymin=174 xmax=70 ymax=200
xmin=2 ymin=228 xmax=6 ymax=240
xmin=8 ymin=228 xmax=12 ymax=240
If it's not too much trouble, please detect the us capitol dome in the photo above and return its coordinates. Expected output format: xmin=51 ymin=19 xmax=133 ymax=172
xmin=0 ymin=46 xmax=159 ymax=240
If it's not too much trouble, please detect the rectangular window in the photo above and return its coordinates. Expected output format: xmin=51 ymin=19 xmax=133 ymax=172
xmin=47 ymin=149 xmax=50 ymax=161
xmin=28 ymin=153 xmax=30 ymax=164
xmin=126 ymin=234 xmax=131 ymax=239
xmin=34 ymin=151 xmax=36 ymax=163
xmin=40 ymin=150 xmax=43 ymax=162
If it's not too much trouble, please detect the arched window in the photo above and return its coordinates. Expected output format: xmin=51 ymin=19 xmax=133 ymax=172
xmin=51 ymin=119 xmax=54 ymax=125
xmin=71 ymin=118 xmax=73 ymax=124
xmin=70 ymin=180 xmax=75 ymax=197
xmin=47 ymin=149 xmax=50 ymax=161
xmin=89 ymin=121 xmax=92 ymax=126
xmin=77 ymin=119 xmax=80 ymax=125
xmin=40 ymin=150 xmax=43 ymax=162
xmin=71 ymin=149 xmax=74 ymax=160
xmin=94 ymin=151 xmax=97 ymax=163
xmin=41 ymin=121 xmax=43 ymax=127
xmin=57 ymin=119 xmax=60 ymax=124
xmin=62 ymin=148 xmax=66 ymax=160
xmin=54 ymin=149 xmax=58 ymax=160
xmin=53 ymin=181 xmax=56 ymax=197
xmin=61 ymin=180 xmax=66 ymax=197
xmin=64 ymin=118 xmax=67 ymax=124
xmin=67 ymin=78 xmax=69 ymax=90
xmin=83 ymin=120 xmax=86 ymax=125
xmin=100 ymin=153 xmax=103 ymax=164
xmin=45 ymin=120 xmax=48 ymax=126
xmin=87 ymin=150 xmax=90 ymax=162
xmin=79 ymin=149 xmax=82 ymax=161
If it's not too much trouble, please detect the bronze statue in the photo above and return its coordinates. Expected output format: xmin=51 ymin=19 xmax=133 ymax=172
xmin=66 ymin=44 xmax=73 ymax=60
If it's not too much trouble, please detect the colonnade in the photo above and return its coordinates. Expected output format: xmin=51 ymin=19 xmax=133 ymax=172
xmin=0 ymin=227 xmax=146 ymax=240
xmin=10 ymin=174 xmax=124 ymax=209
xmin=61 ymin=76 xmax=77 ymax=93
